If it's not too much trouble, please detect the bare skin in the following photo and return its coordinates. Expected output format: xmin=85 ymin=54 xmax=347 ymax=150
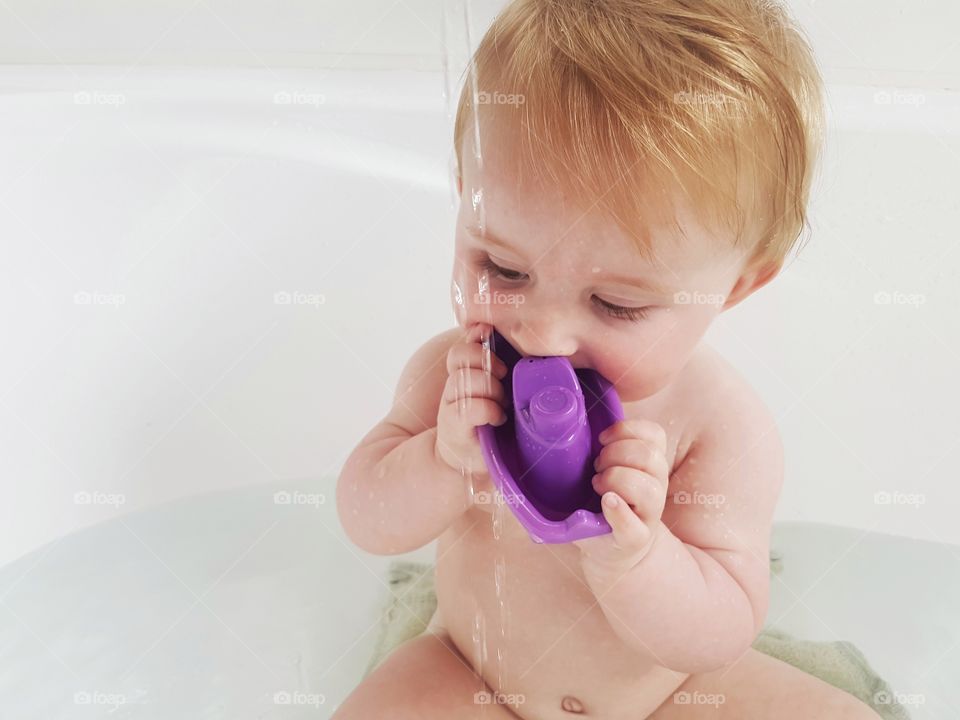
xmin=333 ymin=130 xmax=882 ymax=719
xmin=335 ymin=335 xmax=881 ymax=720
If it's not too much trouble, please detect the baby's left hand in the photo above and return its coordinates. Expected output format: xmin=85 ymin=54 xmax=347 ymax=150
xmin=573 ymin=419 xmax=670 ymax=578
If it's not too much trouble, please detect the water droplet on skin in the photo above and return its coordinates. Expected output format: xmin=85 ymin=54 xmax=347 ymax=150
xmin=591 ymin=266 xmax=601 ymax=273
xmin=379 ymin=501 xmax=385 ymax=508
xmin=477 ymin=270 xmax=490 ymax=302
xmin=472 ymin=187 xmax=483 ymax=214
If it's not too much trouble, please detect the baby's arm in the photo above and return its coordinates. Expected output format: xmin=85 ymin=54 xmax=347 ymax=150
xmin=336 ymin=325 xmax=506 ymax=555
xmin=583 ymin=386 xmax=783 ymax=674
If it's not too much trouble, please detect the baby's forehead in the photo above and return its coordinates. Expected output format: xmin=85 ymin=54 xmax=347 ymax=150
xmin=467 ymin=170 xmax=710 ymax=262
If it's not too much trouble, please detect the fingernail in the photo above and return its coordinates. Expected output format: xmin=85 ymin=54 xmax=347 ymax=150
xmin=603 ymin=493 xmax=618 ymax=508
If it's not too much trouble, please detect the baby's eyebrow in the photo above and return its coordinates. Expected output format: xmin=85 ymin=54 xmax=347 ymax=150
xmin=596 ymin=271 xmax=674 ymax=296
xmin=466 ymin=224 xmax=528 ymax=261
xmin=466 ymin=223 xmax=675 ymax=297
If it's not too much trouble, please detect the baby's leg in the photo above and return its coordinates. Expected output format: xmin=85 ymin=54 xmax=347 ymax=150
xmin=646 ymin=647 xmax=883 ymax=720
xmin=332 ymin=630 xmax=522 ymax=720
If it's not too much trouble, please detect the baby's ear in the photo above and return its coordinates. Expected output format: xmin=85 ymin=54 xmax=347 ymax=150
xmin=722 ymin=260 xmax=782 ymax=312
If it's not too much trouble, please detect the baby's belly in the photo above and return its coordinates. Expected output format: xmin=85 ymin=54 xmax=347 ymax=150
xmin=434 ymin=506 xmax=690 ymax=720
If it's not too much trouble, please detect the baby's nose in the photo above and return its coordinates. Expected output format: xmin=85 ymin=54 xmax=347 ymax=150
xmin=511 ymin=320 xmax=577 ymax=359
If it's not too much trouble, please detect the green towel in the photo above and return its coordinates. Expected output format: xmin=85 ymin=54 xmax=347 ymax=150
xmin=364 ymin=560 xmax=911 ymax=720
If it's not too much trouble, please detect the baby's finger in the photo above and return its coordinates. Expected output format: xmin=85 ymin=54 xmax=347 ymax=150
xmin=593 ymin=438 xmax=669 ymax=482
xmin=600 ymin=492 xmax=652 ymax=555
xmin=442 ymin=368 xmax=506 ymax=406
xmin=447 ymin=339 xmax=508 ymax=379
xmin=464 ymin=322 xmax=493 ymax=345
xmin=439 ymin=395 xmax=507 ymax=430
xmin=599 ymin=419 xmax=668 ymax=455
xmin=593 ymin=466 xmax=664 ymax=524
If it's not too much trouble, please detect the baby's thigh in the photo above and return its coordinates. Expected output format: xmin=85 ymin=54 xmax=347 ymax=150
xmin=646 ymin=648 xmax=882 ymax=720
xmin=332 ymin=631 xmax=521 ymax=720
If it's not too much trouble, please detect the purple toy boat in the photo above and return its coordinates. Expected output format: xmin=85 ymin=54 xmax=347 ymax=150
xmin=476 ymin=328 xmax=624 ymax=544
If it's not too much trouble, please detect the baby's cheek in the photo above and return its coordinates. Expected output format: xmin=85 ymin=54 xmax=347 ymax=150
xmin=450 ymin=285 xmax=508 ymax=330
xmin=604 ymin=360 xmax=674 ymax=402
xmin=596 ymin=330 xmax=688 ymax=400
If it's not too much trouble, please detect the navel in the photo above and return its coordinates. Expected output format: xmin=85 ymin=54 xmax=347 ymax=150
xmin=561 ymin=695 xmax=586 ymax=714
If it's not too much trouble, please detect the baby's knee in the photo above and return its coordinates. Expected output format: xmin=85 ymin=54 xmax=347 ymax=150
xmin=332 ymin=632 xmax=491 ymax=720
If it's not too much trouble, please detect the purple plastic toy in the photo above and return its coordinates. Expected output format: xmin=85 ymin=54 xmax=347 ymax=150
xmin=476 ymin=328 xmax=625 ymax=544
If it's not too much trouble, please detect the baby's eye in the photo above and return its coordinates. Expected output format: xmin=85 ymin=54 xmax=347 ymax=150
xmin=478 ymin=255 xmax=528 ymax=282
xmin=592 ymin=296 xmax=652 ymax=322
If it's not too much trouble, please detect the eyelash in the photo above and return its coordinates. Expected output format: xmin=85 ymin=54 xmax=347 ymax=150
xmin=477 ymin=256 xmax=652 ymax=322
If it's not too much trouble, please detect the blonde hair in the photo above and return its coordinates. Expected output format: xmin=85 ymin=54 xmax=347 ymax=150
xmin=453 ymin=0 xmax=826 ymax=268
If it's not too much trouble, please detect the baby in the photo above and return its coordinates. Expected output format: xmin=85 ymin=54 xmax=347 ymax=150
xmin=335 ymin=1 xmax=883 ymax=718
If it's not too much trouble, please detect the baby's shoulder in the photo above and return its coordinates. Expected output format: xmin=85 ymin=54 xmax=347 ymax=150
xmin=672 ymin=342 xmax=781 ymax=461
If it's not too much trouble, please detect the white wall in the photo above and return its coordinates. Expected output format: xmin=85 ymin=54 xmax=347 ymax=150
xmin=1 ymin=1 xmax=959 ymax=567
xmin=0 ymin=0 xmax=958 ymax=87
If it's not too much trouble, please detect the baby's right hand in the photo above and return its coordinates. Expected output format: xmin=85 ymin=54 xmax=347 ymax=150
xmin=435 ymin=323 xmax=509 ymax=479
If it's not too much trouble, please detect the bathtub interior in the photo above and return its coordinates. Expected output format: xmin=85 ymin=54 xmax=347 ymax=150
xmin=0 ymin=478 xmax=955 ymax=719
xmin=1 ymin=43 xmax=958 ymax=720
xmin=0 ymin=64 xmax=458 ymax=569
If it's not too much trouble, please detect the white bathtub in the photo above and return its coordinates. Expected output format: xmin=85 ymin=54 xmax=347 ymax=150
xmin=0 ymin=480 xmax=955 ymax=718
xmin=1 ymin=59 xmax=958 ymax=719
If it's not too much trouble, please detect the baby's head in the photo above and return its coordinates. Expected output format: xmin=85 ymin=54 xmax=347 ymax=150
xmin=450 ymin=0 xmax=825 ymax=403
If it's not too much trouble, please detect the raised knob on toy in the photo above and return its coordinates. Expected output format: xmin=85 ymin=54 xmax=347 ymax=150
xmin=513 ymin=357 xmax=594 ymax=512
xmin=526 ymin=386 xmax=579 ymax=438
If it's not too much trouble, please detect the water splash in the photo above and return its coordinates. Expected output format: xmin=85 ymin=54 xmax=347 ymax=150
xmin=443 ymin=0 xmax=513 ymax=701
xmin=471 ymin=600 xmax=488 ymax=682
